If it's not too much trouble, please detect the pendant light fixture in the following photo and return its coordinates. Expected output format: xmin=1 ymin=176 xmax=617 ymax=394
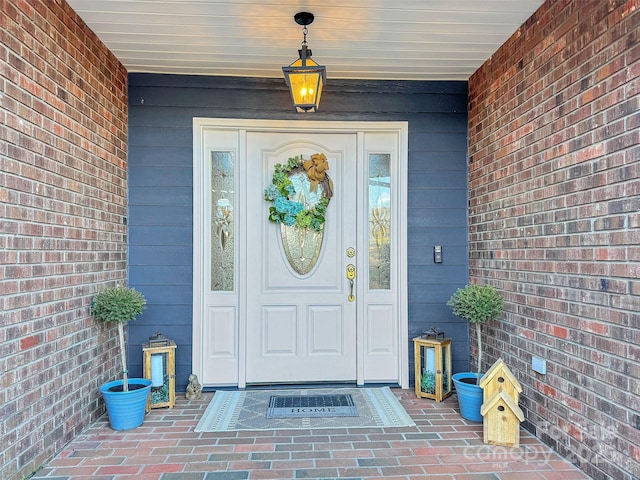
xmin=282 ymin=12 xmax=326 ymax=113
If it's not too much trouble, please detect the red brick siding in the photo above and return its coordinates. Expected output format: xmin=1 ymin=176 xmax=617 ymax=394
xmin=468 ymin=1 xmax=639 ymax=479
xmin=0 ymin=1 xmax=128 ymax=479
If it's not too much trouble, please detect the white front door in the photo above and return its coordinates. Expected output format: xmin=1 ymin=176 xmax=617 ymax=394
xmin=245 ymin=132 xmax=357 ymax=383
xmin=192 ymin=119 xmax=409 ymax=388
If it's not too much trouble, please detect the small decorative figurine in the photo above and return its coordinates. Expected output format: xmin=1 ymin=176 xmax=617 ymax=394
xmin=185 ymin=373 xmax=203 ymax=400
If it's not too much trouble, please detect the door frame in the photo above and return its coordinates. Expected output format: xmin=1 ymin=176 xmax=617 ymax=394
xmin=192 ymin=118 xmax=409 ymax=388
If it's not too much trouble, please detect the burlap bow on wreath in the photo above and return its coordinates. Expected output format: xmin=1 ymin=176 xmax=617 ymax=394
xmin=303 ymin=153 xmax=330 ymax=193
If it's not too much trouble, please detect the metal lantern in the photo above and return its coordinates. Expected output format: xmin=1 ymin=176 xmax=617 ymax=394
xmin=282 ymin=12 xmax=326 ymax=112
xmin=413 ymin=335 xmax=452 ymax=402
xmin=142 ymin=332 xmax=177 ymax=411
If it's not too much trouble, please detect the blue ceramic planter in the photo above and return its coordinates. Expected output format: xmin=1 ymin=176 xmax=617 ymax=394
xmin=100 ymin=378 xmax=152 ymax=430
xmin=452 ymin=372 xmax=483 ymax=422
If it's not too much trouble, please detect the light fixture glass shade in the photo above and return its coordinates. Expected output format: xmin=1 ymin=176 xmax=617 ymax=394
xmin=283 ymin=46 xmax=326 ymax=112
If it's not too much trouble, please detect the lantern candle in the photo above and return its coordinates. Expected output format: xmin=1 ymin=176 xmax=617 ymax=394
xmin=426 ymin=348 xmax=436 ymax=375
xmin=150 ymin=354 xmax=163 ymax=387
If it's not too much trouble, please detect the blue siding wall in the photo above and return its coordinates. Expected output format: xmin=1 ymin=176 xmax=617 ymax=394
xmin=127 ymin=73 xmax=469 ymax=390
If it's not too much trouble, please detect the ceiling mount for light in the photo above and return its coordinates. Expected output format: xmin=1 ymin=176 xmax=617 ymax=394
xmin=294 ymin=11 xmax=315 ymax=27
xmin=282 ymin=12 xmax=326 ymax=113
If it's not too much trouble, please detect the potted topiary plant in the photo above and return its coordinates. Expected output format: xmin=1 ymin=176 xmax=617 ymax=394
xmin=447 ymin=283 xmax=504 ymax=421
xmin=92 ymin=285 xmax=151 ymax=430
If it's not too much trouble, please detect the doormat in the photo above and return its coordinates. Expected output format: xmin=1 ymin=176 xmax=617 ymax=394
xmin=194 ymin=387 xmax=415 ymax=432
xmin=266 ymin=393 xmax=358 ymax=418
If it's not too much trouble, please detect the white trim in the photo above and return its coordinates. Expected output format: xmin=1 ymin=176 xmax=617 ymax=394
xmin=237 ymin=129 xmax=248 ymax=388
xmin=193 ymin=118 xmax=409 ymax=388
xmin=398 ymin=126 xmax=409 ymax=389
xmin=192 ymin=120 xmax=205 ymax=379
xmin=355 ymin=131 xmax=366 ymax=386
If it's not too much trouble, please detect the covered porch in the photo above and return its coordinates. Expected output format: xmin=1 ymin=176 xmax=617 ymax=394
xmin=2 ymin=1 xmax=638 ymax=480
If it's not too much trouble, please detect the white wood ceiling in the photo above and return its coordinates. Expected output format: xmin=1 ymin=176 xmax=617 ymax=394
xmin=66 ymin=0 xmax=545 ymax=81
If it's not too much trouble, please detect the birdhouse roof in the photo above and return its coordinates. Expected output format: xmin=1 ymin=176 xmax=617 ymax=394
xmin=480 ymin=390 xmax=525 ymax=420
xmin=479 ymin=358 xmax=522 ymax=392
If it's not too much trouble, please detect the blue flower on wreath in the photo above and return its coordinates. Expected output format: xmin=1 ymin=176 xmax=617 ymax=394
xmin=283 ymin=214 xmax=296 ymax=226
xmin=274 ymin=197 xmax=304 ymax=216
xmin=264 ymin=184 xmax=280 ymax=201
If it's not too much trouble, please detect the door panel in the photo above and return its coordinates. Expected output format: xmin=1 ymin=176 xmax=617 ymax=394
xmin=245 ymin=132 xmax=357 ymax=383
xmin=262 ymin=306 xmax=297 ymax=354
xmin=309 ymin=305 xmax=344 ymax=354
xmin=367 ymin=304 xmax=395 ymax=354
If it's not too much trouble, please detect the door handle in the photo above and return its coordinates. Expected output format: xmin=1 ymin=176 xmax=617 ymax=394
xmin=346 ymin=264 xmax=355 ymax=302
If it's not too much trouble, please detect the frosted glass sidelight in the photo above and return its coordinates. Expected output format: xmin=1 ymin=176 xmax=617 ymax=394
xmin=211 ymin=151 xmax=234 ymax=291
xmin=368 ymin=154 xmax=391 ymax=290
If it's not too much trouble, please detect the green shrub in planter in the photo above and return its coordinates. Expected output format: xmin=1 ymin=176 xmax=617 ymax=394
xmin=447 ymin=284 xmax=504 ymax=379
xmin=92 ymin=286 xmax=146 ymax=391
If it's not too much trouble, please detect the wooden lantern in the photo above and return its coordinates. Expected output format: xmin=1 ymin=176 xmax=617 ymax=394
xmin=142 ymin=332 xmax=177 ymax=412
xmin=413 ymin=336 xmax=452 ymax=401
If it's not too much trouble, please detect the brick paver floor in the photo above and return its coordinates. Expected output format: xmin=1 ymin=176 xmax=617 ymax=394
xmin=30 ymin=389 xmax=591 ymax=479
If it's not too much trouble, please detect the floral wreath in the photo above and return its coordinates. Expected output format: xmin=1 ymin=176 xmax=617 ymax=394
xmin=264 ymin=153 xmax=333 ymax=232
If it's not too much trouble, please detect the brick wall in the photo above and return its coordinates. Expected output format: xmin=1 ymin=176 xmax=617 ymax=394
xmin=468 ymin=1 xmax=639 ymax=479
xmin=0 ymin=1 xmax=128 ymax=479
